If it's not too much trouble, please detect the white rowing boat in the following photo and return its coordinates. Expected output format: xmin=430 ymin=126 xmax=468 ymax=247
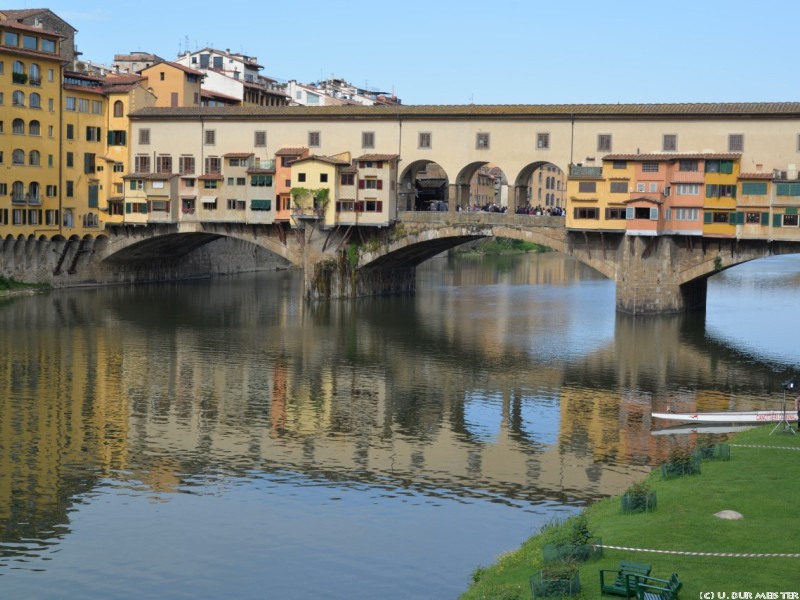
xmin=652 ymin=410 xmax=795 ymax=424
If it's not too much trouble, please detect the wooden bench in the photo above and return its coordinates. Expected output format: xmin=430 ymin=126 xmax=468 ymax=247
xmin=599 ymin=560 xmax=652 ymax=596
xmin=635 ymin=573 xmax=682 ymax=600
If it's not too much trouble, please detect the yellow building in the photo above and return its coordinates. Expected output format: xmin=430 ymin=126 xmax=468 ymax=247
xmin=101 ymin=74 xmax=156 ymax=225
xmin=139 ymin=61 xmax=202 ymax=108
xmin=702 ymin=156 xmax=740 ymax=238
xmin=289 ymin=154 xmax=350 ymax=228
xmin=61 ymin=71 xmax=109 ymax=235
xmin=0 ymin=20 xmax=63 ymax=235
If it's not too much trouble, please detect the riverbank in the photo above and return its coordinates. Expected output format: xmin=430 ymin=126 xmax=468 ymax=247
xmin=0 ymin=276 xmax=50 ymax=298
xmin=460 ymin=425 xmax=800 ymax=599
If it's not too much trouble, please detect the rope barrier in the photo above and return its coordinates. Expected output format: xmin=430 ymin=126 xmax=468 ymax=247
xmin=594 ymin=544 xmax=800 ymax=558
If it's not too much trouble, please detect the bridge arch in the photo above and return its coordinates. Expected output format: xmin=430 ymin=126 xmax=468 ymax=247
xmin=399 ymin=159 xmax=451 ymax=212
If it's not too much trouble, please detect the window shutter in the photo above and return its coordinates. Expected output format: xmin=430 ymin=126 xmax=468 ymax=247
xmin=358 ymin=179 xmax=365 ymax=189
xmin=88 ymin=184 xmax=98 ymax=208
xmin=773 ymin=213 xmax=782 ymax=227
xmin=704 ymin=211 xmax=712 ymax=224
xmin=625 ymin=207 xmax=634 ymax=220
xmin=761 ymin=211 xmax=770 ymax=226
xmin=376 ymin=201 xmax=383 ymax=212
xmin=129 ymin=180 xmax=136 ymax=191
xmin=376 ymin=179 xmax=383 ymax=190
xmin=649 ymin=207 xmax=658 ymax=220
xmin=355 ymin=201 xmax=363 ymax=212
xmin=107 ymin=130 xmax=113 ymax=145
xmin=125 ymin=202 xmax=132 ymax=213
xmin=143 ymin=203 xmax=149 ymax=214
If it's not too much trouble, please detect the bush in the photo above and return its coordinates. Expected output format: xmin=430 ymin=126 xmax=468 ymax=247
xmin=661 ymin=445 xmax=701 ymax=479
xmin=621 ymin=480 xmax=657 ymax=513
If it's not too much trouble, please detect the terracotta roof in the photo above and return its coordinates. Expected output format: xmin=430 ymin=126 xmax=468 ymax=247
xmin=224 ymin=152 xmax=254 ymax=158
xmin=739 ymin=172 xmax=774 ymax=180
xmin=63 ymin=84 xmax=105 ymax=96
xmin=141 ymin=60 xmax=204 ymax=77
xmin=201 ymin=89 xmax=241 ymax=102
xmin=198 ymin=173 xmax=224 ymax=180
xmin=129 ymin=103 xmax=800 ymax=121
xmin=0 ymin=17 xmax=65 ymax=37
xmin=604 ymin=153 xmax=741 ymax=161
xmin=292 ymin=154 xmax=350 ymax=166
xmin=275 ymin=147 xmax=308 ymax=155
xmin=355 ymin=153 xmax=400 ymax=161
xmin=246 ymin=167 xmax=275 ymax=174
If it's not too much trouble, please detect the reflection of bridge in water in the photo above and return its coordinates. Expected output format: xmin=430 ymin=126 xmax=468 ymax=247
xmin=1 ymin=262 xmax=795 ymax=562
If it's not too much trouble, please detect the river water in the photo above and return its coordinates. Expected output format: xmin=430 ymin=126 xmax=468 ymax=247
xmin=1 ymin=252 xmax=798 ymax=599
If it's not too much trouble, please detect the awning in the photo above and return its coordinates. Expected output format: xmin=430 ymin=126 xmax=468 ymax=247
xmin=250 ymin=199 xmax=271 ymax=210
xmin=201 ymin=196 xmax=217 ymax=204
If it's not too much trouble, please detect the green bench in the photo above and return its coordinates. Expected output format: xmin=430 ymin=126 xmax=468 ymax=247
xmin=635 ymin=573 xmax=682 ymax=600
xmin=599 ymin=560 xmax=652 ymax=596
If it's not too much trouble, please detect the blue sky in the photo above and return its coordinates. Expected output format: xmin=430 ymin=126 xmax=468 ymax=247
xmin=38 ymin=0 xmax=799 ymax=106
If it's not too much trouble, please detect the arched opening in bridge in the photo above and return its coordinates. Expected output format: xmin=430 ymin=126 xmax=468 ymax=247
xmin=398 ymin=160 xmax=450 ymax=212
xmin=515 ymin=161 xmax=567 ymax=214
xmin=454 ymin=162 xmax=509 ymax=212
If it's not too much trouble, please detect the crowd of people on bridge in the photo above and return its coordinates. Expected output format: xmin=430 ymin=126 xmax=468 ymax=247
xmin=453 ymin=202 xmax=565 ymax=216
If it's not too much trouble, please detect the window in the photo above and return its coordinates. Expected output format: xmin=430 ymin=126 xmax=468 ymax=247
xmin=86 ymin=126 xmax=101 ymax=142
xmin=78 ymin=98 xmax=89 ymax=113
xmin=636 ymin=183 xmax=645 ymax=192
xmin=66 ymin=152 xmax=74 ymax=167
xmin=783 ymin=214 xmax=799 ymax=227
xmin=610 ymin=181 xmax=628 ymax=193
xmin=298 ymin=173 xmax=306 ymax=183
xmin=642 ymin=162 xmax=659 ymax=172
xmin=476 ymin=132 xmax=490 ymax=149
xmin=29 ymin=92 xmax=40 ymax=108
xmin=204 ymin=156 xmax=221 ymax=174
xmin=129 ymin=180 xmax=144 ymax=191
xmin=139 ymin=128 xmax=150 ymax=145
xmin=612 ymin=160 xmax=627 ymax=170
xmin=742 ymin=182 xmax=767 ymax=195
xmin=203 ymin=180 xmax=218 ymax=189
xmin=251 ymin=175 xmax=272 ymax=187
xmin=22 ymin=35 xmax=37 ymax=50
xmin=308 ymin=131 xmax=320 ymax=147
xmin=205 ymin=129 xmax=216 ymax=145
xmin=250 ymin=199 xmax=271 ymax=211
xmin=341 ymin=173 xmax=355 ymax=185
xmin=114 ymin=100 xmax=124 ymax=117
xmin=12 ymin=118 xmax=24 ymax=134
xmin=728 ymin=134 xmax=744 ymax=152
xmin=359 ymin=179 xmax=383 ymax=190
xmin=29 ymin=150 xmax=40 ymax=166
xmin=236 ymin=177 xmax=246 ymax=186
xmin=46 ymin=185 xmax=57 ymax=196
xmin=597 ymin=134 xmax=612 ymax=152
xmin=320 ymin=173 xmax=328 ymax=183
xmin=362 ymin=131 xmax=375 ymax=148
xmin=66 ymin=181 xmax=74 ymax=197
xmin=648 ymin=182 xmax=659 ymax=193
xmin=84 ymin=153 xmax=96 ymax=174
xmin=227 ymin=177 xmax=235 ymax=186
xmin=154 ymin=155 xmax=171 ymax=174
xmin=179 ymin=156 xmax=195 ymax=174
xmin=706 ymin=184 xmax=736 ymax=198
xmin=536 ymin=132 xmax=550 ymax=149
xmin=12 ymin=90 xmax=24 ymax=106
xmin=745 ymin=212 xmax=762 ymax=224
xmin=605 ymin=207 xmax=627 ymax=219
xmin=108 ymin=130 xmax=126 ymax=146
xmin=418 ymin=132 xmax=431 ymax=148
xmin=573 ymin=207 xmax=599 ymax=219
xmin=679 ymin=160 xmax=698 ymax=172
xmin=113 ymin=163 xmax=124 ymax=173
xmin=663 ymin=134 xmax=677 ymax=152
xmin=134 ymin=155 xmax=151 ymax=173
xmin=254 ymin=130 xmax=266 ymax=147
xmin=92 ymin=100 xmax=103 ymax=114
xmin=676 ymin=184 xmax=700 ymax=195
xmin=578 ymin=181 xmax=596 ymax=193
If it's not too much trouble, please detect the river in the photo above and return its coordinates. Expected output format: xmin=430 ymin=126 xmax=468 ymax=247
xmin=1 ymin=251 xmax=798 ymax=599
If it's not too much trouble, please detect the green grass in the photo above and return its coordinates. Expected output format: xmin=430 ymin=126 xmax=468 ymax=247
xmin=0 ymin=276 xmax=48 ymax=292
xmin=460 ymin=426 xmax=800 ymax=599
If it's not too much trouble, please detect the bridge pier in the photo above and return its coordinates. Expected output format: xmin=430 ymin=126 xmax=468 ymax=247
xmin=615 ymin=235 xmax=709 ymax=315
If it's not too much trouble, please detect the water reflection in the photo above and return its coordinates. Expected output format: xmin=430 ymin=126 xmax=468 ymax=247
xmin=1 ymin=253 xmax=798 ymax=598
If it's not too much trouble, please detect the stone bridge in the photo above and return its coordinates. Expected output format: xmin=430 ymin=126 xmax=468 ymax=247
xmin=4 ymin=213 xmax=800 ymax=314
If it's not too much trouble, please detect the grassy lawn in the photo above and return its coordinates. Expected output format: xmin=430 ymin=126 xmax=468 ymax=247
xmin=460 ymin=426 xmax=800 ymax=599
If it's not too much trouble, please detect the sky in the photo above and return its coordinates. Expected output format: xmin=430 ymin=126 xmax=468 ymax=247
xmin=30 ymin=0 xmax=800 ymax=106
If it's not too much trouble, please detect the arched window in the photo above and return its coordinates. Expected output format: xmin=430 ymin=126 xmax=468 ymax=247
xmin=13 ymin=60 xmax=24 ymax=74
xmin=538 ymin=171 xmax=543 ymax=183
xmin=12 ymin=149 xmax=25 ymax=165
xmin=114 ymin=100 xmax=124 ymax=117
xmin=28 ymin=182 xmax=40 ymax=202
xmin=12 ymin=90 xmax=25 ymax=106
xmin=29 ymin=92 xmax=41 ymax=108
xmin=29 ymin=120 xmax=40 ymax=135
xmin=29 ymin=150 xmax=40 ymax=166
xmin=12 ymin=118 xmax=25 ymax=134
xmin=28 ymin=63 xmax=40 ymax=83
xmin=12 ymin=181 xmax=25 ymax=202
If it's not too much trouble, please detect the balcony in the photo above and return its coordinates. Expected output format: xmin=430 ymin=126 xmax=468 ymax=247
xmin=569 ymin=165 xmax=603 ymax=178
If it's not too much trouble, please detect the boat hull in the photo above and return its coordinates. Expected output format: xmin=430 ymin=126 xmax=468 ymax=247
xmin=652 ymin=410 xmax=794 ymax=424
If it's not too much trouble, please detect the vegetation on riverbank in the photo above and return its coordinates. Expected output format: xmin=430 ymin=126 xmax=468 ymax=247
xmin=0 ymin=276 xmax=49 ymax=296
xmin=460 ymin=426 xmax=799 ymax=599
xmin=456 ymin=238 xmax=551 ymax=255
